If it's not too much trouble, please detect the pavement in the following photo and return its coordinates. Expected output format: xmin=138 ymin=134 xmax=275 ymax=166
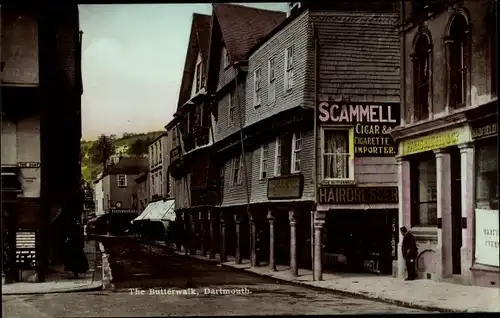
xmin=173 ymin=249 xmax=500 ymax=313
xmin=2 ymin=240 xmax=103 ymax=295
xmin=2 ymin=236 xmax=427 ymax=317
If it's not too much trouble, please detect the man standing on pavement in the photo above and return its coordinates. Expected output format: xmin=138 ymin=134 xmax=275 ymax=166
xmin=400 ymin=226 xmax=418 ymax=281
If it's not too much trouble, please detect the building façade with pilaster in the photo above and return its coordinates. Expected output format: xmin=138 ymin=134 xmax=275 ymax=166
xmin=390 ymin=0 xmax=498 ymax=287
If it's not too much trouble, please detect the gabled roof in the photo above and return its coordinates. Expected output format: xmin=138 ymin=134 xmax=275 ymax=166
xmin=176 ymin=13 xmax=212 ymax=110
xmin=105 ymin=157 xmax=149 ymax=176
xmin=212 ymin=4 xmax=286 ymax=62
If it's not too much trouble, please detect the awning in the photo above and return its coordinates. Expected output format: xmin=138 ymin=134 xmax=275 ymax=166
xmin=132 ymin=199 xmax=175 ymax=223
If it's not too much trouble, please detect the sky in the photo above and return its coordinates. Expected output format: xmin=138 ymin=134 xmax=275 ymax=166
xmin=79 ymin=3 xmax=287 ymax=140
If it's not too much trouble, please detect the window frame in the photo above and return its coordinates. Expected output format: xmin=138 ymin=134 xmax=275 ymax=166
xmin=410 ymin=153 xmax=438 ymax=227
xmin=223 ymin=46 xmax=230 ymax=69
xmin=195 ymin=61 xmax=203 ymax=93
xmin=231 ymin=155 xmax=243 ymax=185
xmin=411 ymin=33 xmax=432 ymax=123
xmin=259 ymin=143 xmax=269 ymax=180
xmin=117 ymin=174 xmax=127 ymax=188
xmin=228 ymin=90 xmax=236 ymax=126
xmin=274 ymin=136 xmax=281 ymax=177
xmin=253 ymin=68 xmax=262 ymax=107
xmin=268 ymin=57 xmax=276 ymax=102
xmin=284 ymin=45 xmax=295 ymax=91
xmin=447 ymin=14 xmax=470 ymax=109
xmin=291 ymin=131 xmax=302 ymax=174
xmin=320 ymin=127 xmax=355 ymax=182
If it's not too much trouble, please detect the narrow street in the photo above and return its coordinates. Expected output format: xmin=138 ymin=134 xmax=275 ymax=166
xmin=2 ymin=237 xmax=428 ymax=317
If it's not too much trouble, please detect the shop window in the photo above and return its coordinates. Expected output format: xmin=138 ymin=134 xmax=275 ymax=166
xmin=447 ymin=14 xmax=469 ymax=108
xmin=412 ymin=33 xmax=432 ymax=122
xmin=476 ymin=140 xmax=498 ymax=210
xmin=322 ymin=129 xmax=353 ymax=181
xmin=411 ymin=155 xmax=438 ymax=226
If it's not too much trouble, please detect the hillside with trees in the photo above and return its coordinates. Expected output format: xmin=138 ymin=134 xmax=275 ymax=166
xmin=81 ymin=131 xmax=163 ymax=184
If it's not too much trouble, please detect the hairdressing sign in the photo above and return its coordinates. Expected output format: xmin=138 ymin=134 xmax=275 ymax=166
xmin=475 ymin=208 xmax=499 ymax=267
xmin=318 ymin=102 xmax=400 ymax=157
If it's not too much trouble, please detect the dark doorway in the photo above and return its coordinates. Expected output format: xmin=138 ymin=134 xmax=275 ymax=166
xmin=450 ymin=147 xmax=462 ymax=275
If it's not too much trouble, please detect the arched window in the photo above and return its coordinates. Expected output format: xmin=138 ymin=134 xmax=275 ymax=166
xmin=447 ymin=14 xmax=469 ymax=108
xmin=412 ymin=34 xmax=431 ymax=122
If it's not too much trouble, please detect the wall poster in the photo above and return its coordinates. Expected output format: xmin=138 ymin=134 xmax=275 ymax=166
xmin=475 ymin=208 xmax=499 ymax=267
xmin=317 ymin=101 xmax=400 ymax=156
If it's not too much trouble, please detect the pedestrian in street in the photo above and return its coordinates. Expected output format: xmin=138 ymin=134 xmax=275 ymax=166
xmin=64 ymin=223 xmax=89 ymax=278
xmin=400 ymin=226 xmax=418 ymax=281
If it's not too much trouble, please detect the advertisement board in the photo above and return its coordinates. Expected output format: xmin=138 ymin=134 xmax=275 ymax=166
xmin=317 ymin=102 xmax=400 ymax=157
xmin=475 ymin=208 xmax=499 ymax=267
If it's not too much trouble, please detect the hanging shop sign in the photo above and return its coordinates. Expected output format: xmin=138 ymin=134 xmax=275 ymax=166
xmin=470 ymin=117 xmax=497 ymax=141
xmin=318 ymin=186 xmax=398 ymax=205
xmin=267 ymin=174 xmax=304 ymax=200
xmin=110 ymin=209 xmax=140 ymax=214
xmin=399 ymin=126 xmax=471 ymax=157
xmin=318 ymin=102 xmax=400 ymax=157
xmin=475 ymin=208 xmax=499 ymax=267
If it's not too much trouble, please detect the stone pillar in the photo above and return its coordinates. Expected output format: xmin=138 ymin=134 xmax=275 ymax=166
xmin=220 ymin=211 xmax=227 ymax=262
xmin=396 ymin=157 xmax=412 ymax=278
xmin=434 ymin=149 xmax=453 ymax=280
xmin=267 ymin=210 xmax=277 ymax=271
xmin=310 ymin=210 xmax=315 ymax=273
xmin=289 ymin=209 xmax=298 ymax=277
xmin=250 ymin=214 xmax=258 ymax=267
xmin=208 ymin=209 xmax=216 ymax=259
xmin=234 ymin=214 xmax=241 ymax=264
xmin=459 ymin=143 xmax=475 ymax=284
xmin=313 ymin=211 xmax=326 ymax=281
xmin=199 ymin=211 xmax=206 ymax=257
xmin=175 ymin=211 xmax=182 ymax=251
xmin=190 ymin=212 xmax=197 ymax=256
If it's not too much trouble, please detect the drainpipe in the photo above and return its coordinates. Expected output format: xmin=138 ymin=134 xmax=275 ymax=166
xmin=311 ymin=21 xmax=318 ymax=275
xmin=400 ymin=1 xmax=406 ymax=127
xmin=233 ymin=64 xmax=252 ymax=259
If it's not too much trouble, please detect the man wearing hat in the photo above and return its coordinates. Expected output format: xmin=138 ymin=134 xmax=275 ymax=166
xmin=400 ymin=226 xmax=418 ymax=281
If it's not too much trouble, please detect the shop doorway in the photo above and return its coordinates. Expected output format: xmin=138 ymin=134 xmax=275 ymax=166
xmin=450 ymin=147 xmax=462 ymax=275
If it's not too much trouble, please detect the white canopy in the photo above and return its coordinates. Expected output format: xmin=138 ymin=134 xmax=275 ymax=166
xmin=132 ymin=199 xmax=176 ymax=223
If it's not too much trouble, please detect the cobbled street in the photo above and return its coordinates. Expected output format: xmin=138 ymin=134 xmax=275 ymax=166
xmin=2 ymin=237 xmax=428 ymax=317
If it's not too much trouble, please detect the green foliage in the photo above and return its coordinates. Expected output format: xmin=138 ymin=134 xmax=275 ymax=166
xmin=80 ymin=131 xmax=163 ymax=185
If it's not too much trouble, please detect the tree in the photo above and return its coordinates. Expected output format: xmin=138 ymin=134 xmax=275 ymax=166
xmin=128 ymin=138 xmax=148 ymax=156
xmin=89 ymin=134 xmax=116 ymax=170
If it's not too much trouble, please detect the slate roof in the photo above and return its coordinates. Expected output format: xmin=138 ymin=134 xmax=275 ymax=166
xmin=314 ymin=12 xmax=400 ymax=99
xmin=105 ymin=157 xmax=149 ymax=176
xmin=212 ymin=3 xmax=286 ymax=62
xmin=176 ymin=13 xmax=212 ymax=110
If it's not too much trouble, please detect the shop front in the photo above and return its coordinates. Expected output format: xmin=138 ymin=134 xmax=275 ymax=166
xmin=469 ymin=115 xmax=499 ymax=287
xmin=318 ymin=186 xmax=399 ymax=276
xmin=396 ymin=124 xmax=473 ymax=282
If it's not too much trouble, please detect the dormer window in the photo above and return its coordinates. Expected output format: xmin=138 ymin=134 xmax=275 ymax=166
xmin=195 ymin=61 xmax=204 ymax=92
xmin=222 ymin=46 xmax=229 ymax=69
